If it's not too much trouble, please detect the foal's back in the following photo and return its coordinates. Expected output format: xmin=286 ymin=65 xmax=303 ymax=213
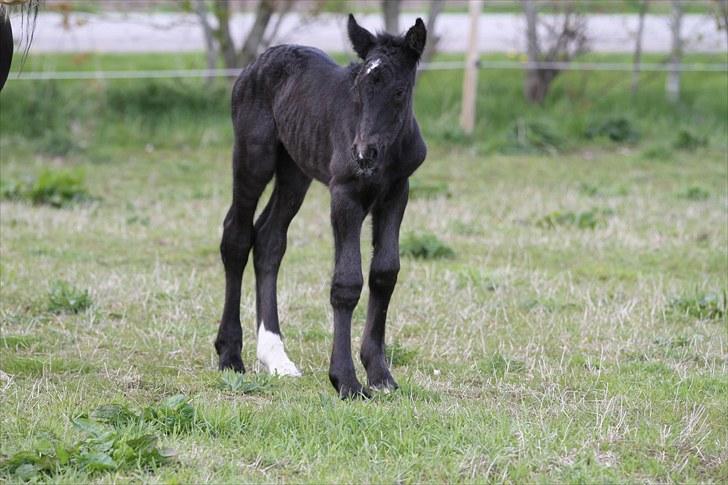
xmin=232 ymin=45 xmax=350 ymax=182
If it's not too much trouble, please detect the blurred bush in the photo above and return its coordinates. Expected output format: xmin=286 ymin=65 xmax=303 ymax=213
xmin=585 ymin=117 xmax=640 ymax=143
xmin=0 ymin=53 xmax=725 ymax=157
xmin=673 ymin=129 xmax=708 ymax=151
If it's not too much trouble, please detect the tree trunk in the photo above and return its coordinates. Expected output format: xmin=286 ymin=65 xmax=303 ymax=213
xmin=714 ymin=0 xmax=728 ymax=47
xmin=421 ymin=0 xmax=445 ymax=66
xmin=238 ymin=0 xmax=276 ymax=67
xmin=631 ymin=0 xmax=648 ymax=97
xmin=194 ymin=0 xmax=218 ymax=84
xmin=520 ymin=0 xmax=587 ymax=104
xmin=666 ymin=0 xmax=683 ymax=102
xmin=525 ymin=69 xmax=559 ymax=105
xmin=525 ymin=72 xmax=545 ymax=104
xmin=522 ymin=0 xmax=545 ymax=104
xmin=382 ymin=0 xmax=401 ymax=34
xmin=199 ymin=0 xmax=292 ymax=70
xmin=211 ymin=0 xmax=238 ymax=69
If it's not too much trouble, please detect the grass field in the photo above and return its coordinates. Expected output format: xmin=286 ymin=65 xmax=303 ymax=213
xmin=1 ymin=53 xmax=727 ymax=482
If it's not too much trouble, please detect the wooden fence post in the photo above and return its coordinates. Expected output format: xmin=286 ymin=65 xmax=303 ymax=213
xmin=460 ymin=0 xmax=482 ymax=134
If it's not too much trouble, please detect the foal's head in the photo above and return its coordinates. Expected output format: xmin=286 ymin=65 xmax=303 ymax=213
xmin=347 ymin=14 xmax=426 ymax=176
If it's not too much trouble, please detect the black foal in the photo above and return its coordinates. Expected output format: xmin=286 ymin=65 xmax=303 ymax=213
xmin=215 ymin=14 xmax=427 ymax=398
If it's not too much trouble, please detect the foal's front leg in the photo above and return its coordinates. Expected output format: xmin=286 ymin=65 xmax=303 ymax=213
xmin=361 ymin=179 xmax=408 ymax=391
xmin=329 ymin=183 xmax=368 ymax=398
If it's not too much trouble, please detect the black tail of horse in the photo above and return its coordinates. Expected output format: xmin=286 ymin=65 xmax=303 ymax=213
xmin=0 ymin=1 xmax=40 ymax=93
xmin=0 ymin=8 xmax=13 ymax=91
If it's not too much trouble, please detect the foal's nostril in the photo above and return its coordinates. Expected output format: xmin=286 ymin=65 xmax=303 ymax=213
xmin=351 ymin=143 xmax=378 ymax=171
xmin=365 ymin=146 xmax=378 ymax=161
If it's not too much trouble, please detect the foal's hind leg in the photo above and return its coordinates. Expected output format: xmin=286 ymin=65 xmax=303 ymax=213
xmin=253 ymin=152 xmax=311 ymax=375
xmin=216 ymin=141 xmax=275 ymax=372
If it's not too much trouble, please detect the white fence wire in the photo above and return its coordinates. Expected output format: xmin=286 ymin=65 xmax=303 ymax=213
xmin=8 ymin=60 xmax=727 ymax=81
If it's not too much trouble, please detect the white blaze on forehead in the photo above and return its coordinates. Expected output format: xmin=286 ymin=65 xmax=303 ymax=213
xmin=365 ymin=58 xmax=382 ymax=75
xmin=256 ymin=323 xmax=302 ymax=377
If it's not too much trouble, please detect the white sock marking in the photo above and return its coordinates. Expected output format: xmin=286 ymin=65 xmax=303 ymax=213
xmin=256 ymin=323 xmax=301 ymax=377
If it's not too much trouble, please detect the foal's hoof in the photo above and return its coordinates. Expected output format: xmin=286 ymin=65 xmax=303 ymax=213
xmin=369 ymin=374 xmax=399 ymax=393
xmin=218 ymin=353 xmax=245 ymax=373
xmin=365 ymin=363 xmax=399 ymax=392
xmin=330 ymin=374 xmax=371 ymax=400
xmin=258 ymin=358 xmax=302 ymax=377
xmin=338 ymin=383 xmax=371 ymax=400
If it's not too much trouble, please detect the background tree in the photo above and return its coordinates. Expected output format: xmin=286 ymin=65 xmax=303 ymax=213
xmin=631 ymin=0 xmax=649 ymax=97
xmin=521 ymin=0 xmax=589 ymax=104
xmin=420 ymin=0 xmax=445 ymax=67
xmin=711 ymin=0 xmax=728 ymax=47
xmin=193 ymin=0 xmax=218 ymax=83
xmin=382 ymin=0 xmax=401 ymax=34
xmin=666 ymin=0 xmax=683 ymax=102
xmin=379 ymin=0 xmax=445 ymax=68
xmin=192 ymin=0 xmax=294 ymax=71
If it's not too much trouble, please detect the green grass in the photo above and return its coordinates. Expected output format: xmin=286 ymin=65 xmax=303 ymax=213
xmin=400 ymin=232 xmax=456 ymax=259
xmin=535 ymin=207 xmax=614 ymax=230
xmin=1 ymin=52 xmax=727 ymax=482
xmin=46 ymin=280 xmax=92 ymax=314
xmin=1 ymin=167 xmax=92 ymax=207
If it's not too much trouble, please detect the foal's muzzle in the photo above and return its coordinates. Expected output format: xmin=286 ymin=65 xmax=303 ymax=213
xmin=351 ymin=143 xmax=380 ymax=177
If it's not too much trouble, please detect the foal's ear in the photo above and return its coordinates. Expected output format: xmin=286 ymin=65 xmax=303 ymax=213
xmin=405 ymin=17 xmax=427 ymax=58
xmin=347 ymin=14 xmax=375 ymax=59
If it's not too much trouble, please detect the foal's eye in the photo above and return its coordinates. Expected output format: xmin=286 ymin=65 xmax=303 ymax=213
xmin=394 ymin=89 xmax=406 ymax=101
